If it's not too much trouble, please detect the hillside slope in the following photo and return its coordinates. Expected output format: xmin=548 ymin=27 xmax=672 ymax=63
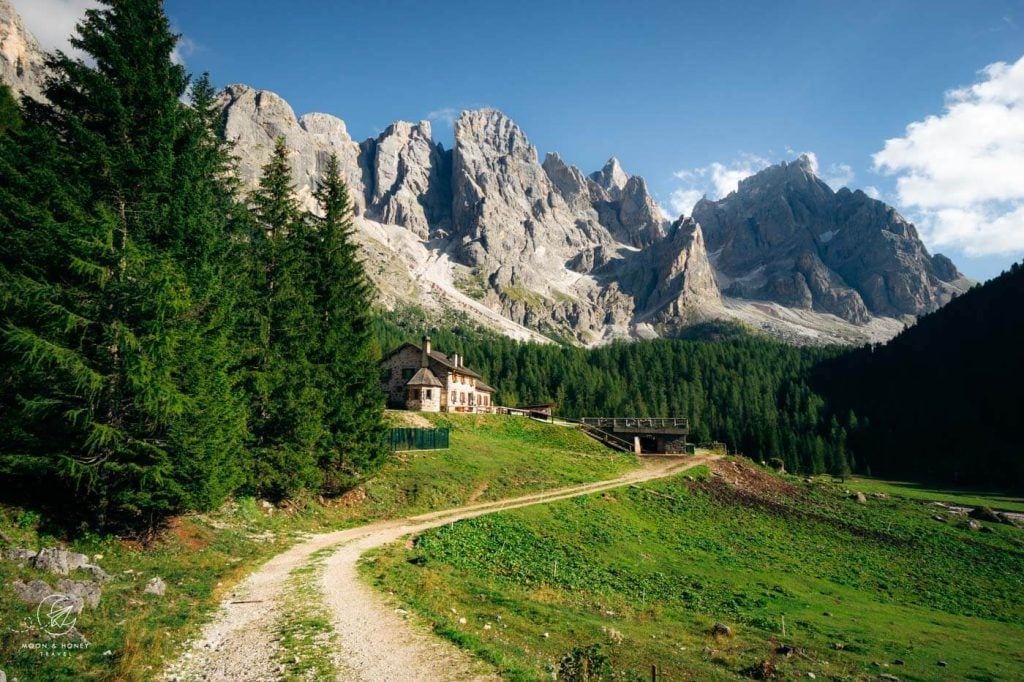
xmin=0 ymin=414 xmax=635 ymax=681
xmin=816 ymin=261 xmax=1024 ymax=489
xmin=367 ymin=459 xmax=1024 ymax=680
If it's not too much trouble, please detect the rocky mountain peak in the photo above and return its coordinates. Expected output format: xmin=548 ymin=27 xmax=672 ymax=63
xmin=589 ymin=157 xmax=630 ymax=200
xmin=217 ymin=83 xmax=368 ymax=214
xmin=455 ymin=108 xmax=535 ymax=161
xmin=298 ymin=112 xmax=353 ymax=144
xmin=365 ymin=118 xmax=450 ymax=237
xmin=0 ymin=0 xmax=46 ymax=102
xmin=695 ymin=156 xmax=971 ymax=321
xmin=542 ymin=151 xmax=593 ymax=215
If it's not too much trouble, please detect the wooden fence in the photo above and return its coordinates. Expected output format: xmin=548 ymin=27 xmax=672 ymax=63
xmin=385 ymin=427 xmax=450 ymax=452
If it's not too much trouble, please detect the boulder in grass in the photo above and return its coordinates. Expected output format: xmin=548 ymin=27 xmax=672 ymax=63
xmin=58 ymin=579 xmax=101 ymax=609
xmin=711 ymin=622 xmax=732 ymax=637
xmin=32 ymin=548 xmax=89 ymax=576
xmin=12 ymin=579 xmax=55 ymax=605
xmin=145 ymin=576 xmax=167 ymax=596
xmin=3 ymin=547 xmax=37 ymax=563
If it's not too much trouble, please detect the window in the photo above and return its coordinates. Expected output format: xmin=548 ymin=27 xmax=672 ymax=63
xmin=451 ymin=391 xmax=457 ymax=404
xmin=402 ymin=368 xmax=415 ymax=381
xmin=460 ymin=392 xmax=466 ymax=404
xmin=469 ymin=393 xmax=475 ymax=406
xmin=425 ymin=389 xmax=432 ymax=400
xmin=380 ymin=369 xmax=391 ymax=384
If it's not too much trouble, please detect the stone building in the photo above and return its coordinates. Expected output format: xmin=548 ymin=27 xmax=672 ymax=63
xmin=380 ymin=336 xmax=496 ymax=413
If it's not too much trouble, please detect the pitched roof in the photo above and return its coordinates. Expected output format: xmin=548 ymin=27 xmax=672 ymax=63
xmin=428 ymin=350 xmax=482 ymax=379
xmin=475 ymin=381 xmax=495 ymax=393
xmin=379 ymin=342 xmax=485 ymax=380
xmin=406 ymin=367 xmax=442 ymax=388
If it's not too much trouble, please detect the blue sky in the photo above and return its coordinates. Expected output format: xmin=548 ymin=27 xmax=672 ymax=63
xmin=16 ymin=0 xmax=1024 ymax=281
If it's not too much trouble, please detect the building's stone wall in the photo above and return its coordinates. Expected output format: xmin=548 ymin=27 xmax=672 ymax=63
xmin=380 ymin=345 xmax=424 ymax=407
xmin=380 ymin=343 xmax=496 ymax=413
xmin=406 ymin=385 xmax=441 ymax=412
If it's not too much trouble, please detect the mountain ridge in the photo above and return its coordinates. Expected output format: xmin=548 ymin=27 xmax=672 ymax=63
xmin=0 ymin=0 xmax=969 ymax=347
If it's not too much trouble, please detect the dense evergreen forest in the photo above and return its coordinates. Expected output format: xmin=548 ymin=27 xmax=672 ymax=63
xmin=376 ymin=315 xmax=855 ymax=477
xmin=379 ymin=259 xmax=1024 ymax=493
xmin=816 ymin=262 xmax=1024 ymax=491
xmin=0 ymin=0 xmax=384 ymax=528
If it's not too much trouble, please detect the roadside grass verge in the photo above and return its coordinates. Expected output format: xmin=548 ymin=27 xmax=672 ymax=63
xmin=275 ymin=547 xmax=342 ymax=681
xmin=362 ymin=459 xmax=1024 ymax=680
xmin=0 ymin=413 xmax=634 ymax=681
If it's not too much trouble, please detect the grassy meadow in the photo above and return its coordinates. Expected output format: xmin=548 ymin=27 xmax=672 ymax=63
xmin=362 ymin=459 xmax=1024 ymax=681
xmin=0 ymin=413 xmax=635 ymax=681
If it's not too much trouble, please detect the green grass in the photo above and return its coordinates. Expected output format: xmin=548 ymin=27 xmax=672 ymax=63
xmin=847 ymin=476 xmax=1024 ymax=513
xmin=362 ymin=460 xmax=1024 ymax=681
xmin=276 ymin=547 xmax=342 ymax=681
xmin=0 ymin=413 xmax=634 ymax=681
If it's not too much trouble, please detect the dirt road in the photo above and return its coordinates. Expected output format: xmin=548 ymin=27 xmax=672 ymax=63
xmin=166 ymin=454 xmax=715 ymax=681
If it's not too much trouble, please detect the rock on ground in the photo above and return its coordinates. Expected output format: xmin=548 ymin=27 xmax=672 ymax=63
xmin=57 ymin=579 xmax=101 ymax=609
xmin=145 ymin=576 xmax=167 ymax=596
xmin=12 ymin=579 xmax=54 ymax=605
xmin=32 ymin=548 xmax=89 ymax=576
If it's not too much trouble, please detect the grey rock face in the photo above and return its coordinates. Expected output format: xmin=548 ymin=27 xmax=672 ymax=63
xmin=542 ymin=152 xmax=595 ymax=215
xmin=451 ymin=109 xmax=612 ymax=290
xmin=366 ymin=120 xmax=451 ymax=237
xmin=585 ymin=158 xmax=667 ymax=247
xmin=0 ymin=0 xmax=46 ymax=102
xmin=217 ymin=84 xmax=367 ymax=215
xmin=588 ymin=157 xmax=630 ymax=201
xmin=617 ymin=218 xmax=721 ymax=328
xmin=694 ymin=156 xmax=970 ymax=321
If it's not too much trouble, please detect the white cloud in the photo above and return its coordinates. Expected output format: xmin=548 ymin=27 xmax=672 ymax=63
xmin=863 ymin=185 xmax=881 ymax=200
xmin=427 ymin=107 xmax=459 ymax=127
xmin=170 ymin=35 xmax=196 ymax=67
xmin=666 ymin=188 xmax=704 ymax=218
xmin=822 ymin=162 xmax=855 ymax=189
xmin=873 ymin=54 xmax=1024 ymax=255
xmin=10 ymin=0 xmax=101 ymax=60
xmin=12 ymin=1 xmax=193 ymax=68
xmin=667 ymin=153 xmax=771 ymax=216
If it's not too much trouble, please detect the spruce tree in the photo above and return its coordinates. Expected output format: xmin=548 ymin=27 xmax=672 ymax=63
xmin=0 ymin=0 xmax=246 ymax=525
xmin=243 ymin=137 xmax=324 ymax=497
xmin=310 ymin=155 xmax=386 ymax=493
xmin=0 ymin=85 xmax=20 ymax=133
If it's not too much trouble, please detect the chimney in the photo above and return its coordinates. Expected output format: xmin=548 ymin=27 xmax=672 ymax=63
xmin=422 ymin=335 xmax=431 ymax=368
xmin=452 ymin=353 xmax=460 ymax=368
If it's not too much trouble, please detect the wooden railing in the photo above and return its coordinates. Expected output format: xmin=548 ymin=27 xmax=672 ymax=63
xmin=577 ymin=417 xmax=690 ymax=431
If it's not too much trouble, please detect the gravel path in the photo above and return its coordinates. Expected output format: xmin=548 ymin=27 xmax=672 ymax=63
xmin=167 ymin=454 xmax=715 ymax=681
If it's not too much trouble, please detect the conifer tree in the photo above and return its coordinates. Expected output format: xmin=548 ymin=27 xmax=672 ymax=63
xmin=0 ymin=0 xmax=246 ymax=524
xmin=310 ymin=155 xmax=386 ymax=493
xmin=243 ymin=137 xmax=324 ymax=497
xmin=0 ymin=85 xmax=20 ymax=133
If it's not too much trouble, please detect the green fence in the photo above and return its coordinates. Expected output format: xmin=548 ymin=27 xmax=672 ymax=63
xmin=385 ymin=427 xmax=450 ymax=451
